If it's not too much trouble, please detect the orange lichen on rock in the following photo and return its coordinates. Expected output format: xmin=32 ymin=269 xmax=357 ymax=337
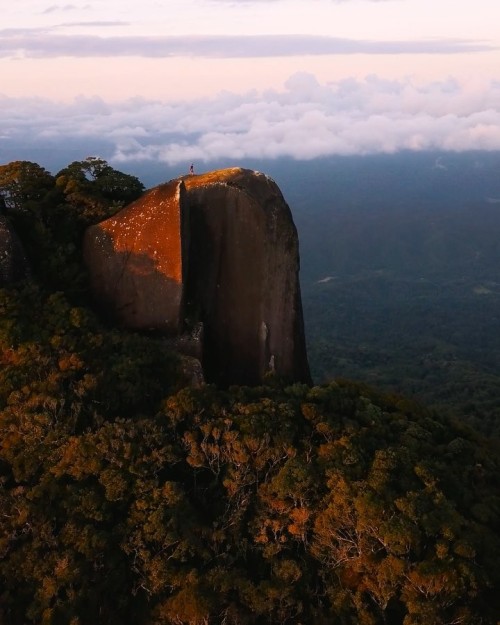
xmin=181 ymin=167 xmax=244 ymax=188
xmin=98 ymin=180 xmax=183 ymax=281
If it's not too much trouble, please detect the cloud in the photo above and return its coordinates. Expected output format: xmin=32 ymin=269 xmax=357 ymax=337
xmin=2 ymin=74 xmax=500 ymax=169
xmin=0 ymin=30 xmax=494 ymax=59
xmin=42 ymin=4 xmax=91 ymax=13
xmin=55 ymin=21 xmax=130 ymax=28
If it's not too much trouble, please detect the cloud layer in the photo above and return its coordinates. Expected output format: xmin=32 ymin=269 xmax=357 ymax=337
xmin=2 ymin=73 xmax=500 ymax=169
xmin=0 ymin=28 xmax=494 ymax=59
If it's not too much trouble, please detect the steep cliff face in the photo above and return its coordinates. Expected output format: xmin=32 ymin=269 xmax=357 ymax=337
xmin=0 ymin=214 xmax=30 ymax=286
xmin=83 ymin=168 xmax=310 ymax=386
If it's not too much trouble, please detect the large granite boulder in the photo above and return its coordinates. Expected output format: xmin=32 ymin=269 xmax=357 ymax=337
xmin=83 ymin=168 xmax=310 ymax=386
xmin=0 ymin=214 xmax=30 ymax=286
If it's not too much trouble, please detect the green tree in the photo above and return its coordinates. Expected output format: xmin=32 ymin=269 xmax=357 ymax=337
xmin=0 ymin=161 xmax=55 ymax=213
xmin=0 ymin=157 xmax=144 ymax=293
xmin=55 ymin=156 xmax=144 ymax=222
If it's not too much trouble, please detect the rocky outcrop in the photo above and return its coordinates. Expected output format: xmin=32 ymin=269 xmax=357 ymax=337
xmin=83 ymin=168 xmax=310 ymax=387
xmin=0 ymin=214 xmax=30 ymax=286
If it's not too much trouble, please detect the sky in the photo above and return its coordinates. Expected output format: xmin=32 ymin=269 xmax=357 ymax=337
xmin=1 ymin=0 xmax=500 ymax=171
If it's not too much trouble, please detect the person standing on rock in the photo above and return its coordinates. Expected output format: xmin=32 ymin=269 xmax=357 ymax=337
xmin=189 ymin=163 xmax=194 ymax=175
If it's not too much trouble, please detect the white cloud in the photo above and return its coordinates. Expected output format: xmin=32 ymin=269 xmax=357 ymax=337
xmin=2 ymin=73 xmax=500 ymax=169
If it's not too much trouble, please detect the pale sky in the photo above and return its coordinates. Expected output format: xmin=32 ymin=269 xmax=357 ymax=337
xmin=1 ymin=0 xmax=500 ymax=166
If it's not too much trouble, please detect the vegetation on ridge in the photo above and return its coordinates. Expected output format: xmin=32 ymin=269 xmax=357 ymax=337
xmin=0 ymin=158 xmax=499 ymax=624
xmin=0 ymin=157 xmax=144 ymax=294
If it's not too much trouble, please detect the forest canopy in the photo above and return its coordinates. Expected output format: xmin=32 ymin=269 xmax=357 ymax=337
xmin=0 ymin=157 xmax=144 ymax=294
xmin=0 ymin=158 xmax=499 ymax=625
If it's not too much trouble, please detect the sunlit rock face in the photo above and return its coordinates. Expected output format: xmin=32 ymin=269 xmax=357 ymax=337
xmin=84 ymin=168 xmax=310 ymax=387
xmin=0 ymin=214 xmax=30 ymax=286
xmin=84 ymin=180 xmax=188 ymax=334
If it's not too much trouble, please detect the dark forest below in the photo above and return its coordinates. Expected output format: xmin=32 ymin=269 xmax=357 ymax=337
xmin=1 ymin=156 xmax=499 ymax=625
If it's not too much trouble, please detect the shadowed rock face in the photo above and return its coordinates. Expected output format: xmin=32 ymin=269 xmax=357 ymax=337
xmin=84 ymin=168 xmax=310 ymax=386
xmin=0 ymin=214 xmax=30 ymax=286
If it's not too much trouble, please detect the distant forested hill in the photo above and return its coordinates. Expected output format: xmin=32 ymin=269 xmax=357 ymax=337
xmin=266 ymin=152 xmax=500 ymax=436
